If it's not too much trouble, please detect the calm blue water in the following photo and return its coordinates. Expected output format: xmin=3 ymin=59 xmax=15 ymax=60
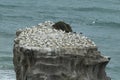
xmin=0 ymin=0 xmax=120 ymax=80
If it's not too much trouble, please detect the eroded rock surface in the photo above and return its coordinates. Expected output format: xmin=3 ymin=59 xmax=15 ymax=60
xmin=13 ymin=21 xmax=110 ymax=80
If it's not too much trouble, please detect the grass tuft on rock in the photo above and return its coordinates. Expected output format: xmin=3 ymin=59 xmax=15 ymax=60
xmin=52 ymin=21 xmax=73 ymax=33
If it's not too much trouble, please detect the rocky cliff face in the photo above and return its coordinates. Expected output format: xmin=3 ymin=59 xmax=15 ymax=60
xmin=13 ymin=21 xmax=110 ymax=80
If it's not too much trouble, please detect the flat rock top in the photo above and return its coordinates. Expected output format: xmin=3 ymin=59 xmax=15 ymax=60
xmin=15 ymin=21 xmax=96 ymax=49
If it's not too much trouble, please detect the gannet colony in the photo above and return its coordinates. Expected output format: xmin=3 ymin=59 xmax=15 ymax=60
xmin=14 ymin=21 xmax=96 ymax=49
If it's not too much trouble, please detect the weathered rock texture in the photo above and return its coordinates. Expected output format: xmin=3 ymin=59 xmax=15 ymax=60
xmin=13 ymin=21 xmax=110 ymax=80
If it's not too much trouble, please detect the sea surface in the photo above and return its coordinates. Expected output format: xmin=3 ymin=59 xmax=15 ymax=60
xmin=0 ymin=0 xmax=120 ymax=80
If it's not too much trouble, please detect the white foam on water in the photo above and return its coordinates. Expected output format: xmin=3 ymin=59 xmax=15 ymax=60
xmin=0 ymin=70 xmax=15 ymax=80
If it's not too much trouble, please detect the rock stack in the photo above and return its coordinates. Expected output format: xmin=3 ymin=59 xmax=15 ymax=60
xmin=13 ymin=21 xmax=110 ymax=80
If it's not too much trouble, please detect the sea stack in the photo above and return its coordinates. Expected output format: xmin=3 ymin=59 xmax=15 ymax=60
xmin=13 ymin=21 xmax=110 ymax=80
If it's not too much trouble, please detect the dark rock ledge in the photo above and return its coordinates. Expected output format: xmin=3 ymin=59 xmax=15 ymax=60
xmin=13 ymin=21 xmax=110 ymax=80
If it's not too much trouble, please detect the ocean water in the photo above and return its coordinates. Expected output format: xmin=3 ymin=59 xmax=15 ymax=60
xmin=0 ymin=0 xmax=120 ymax=80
